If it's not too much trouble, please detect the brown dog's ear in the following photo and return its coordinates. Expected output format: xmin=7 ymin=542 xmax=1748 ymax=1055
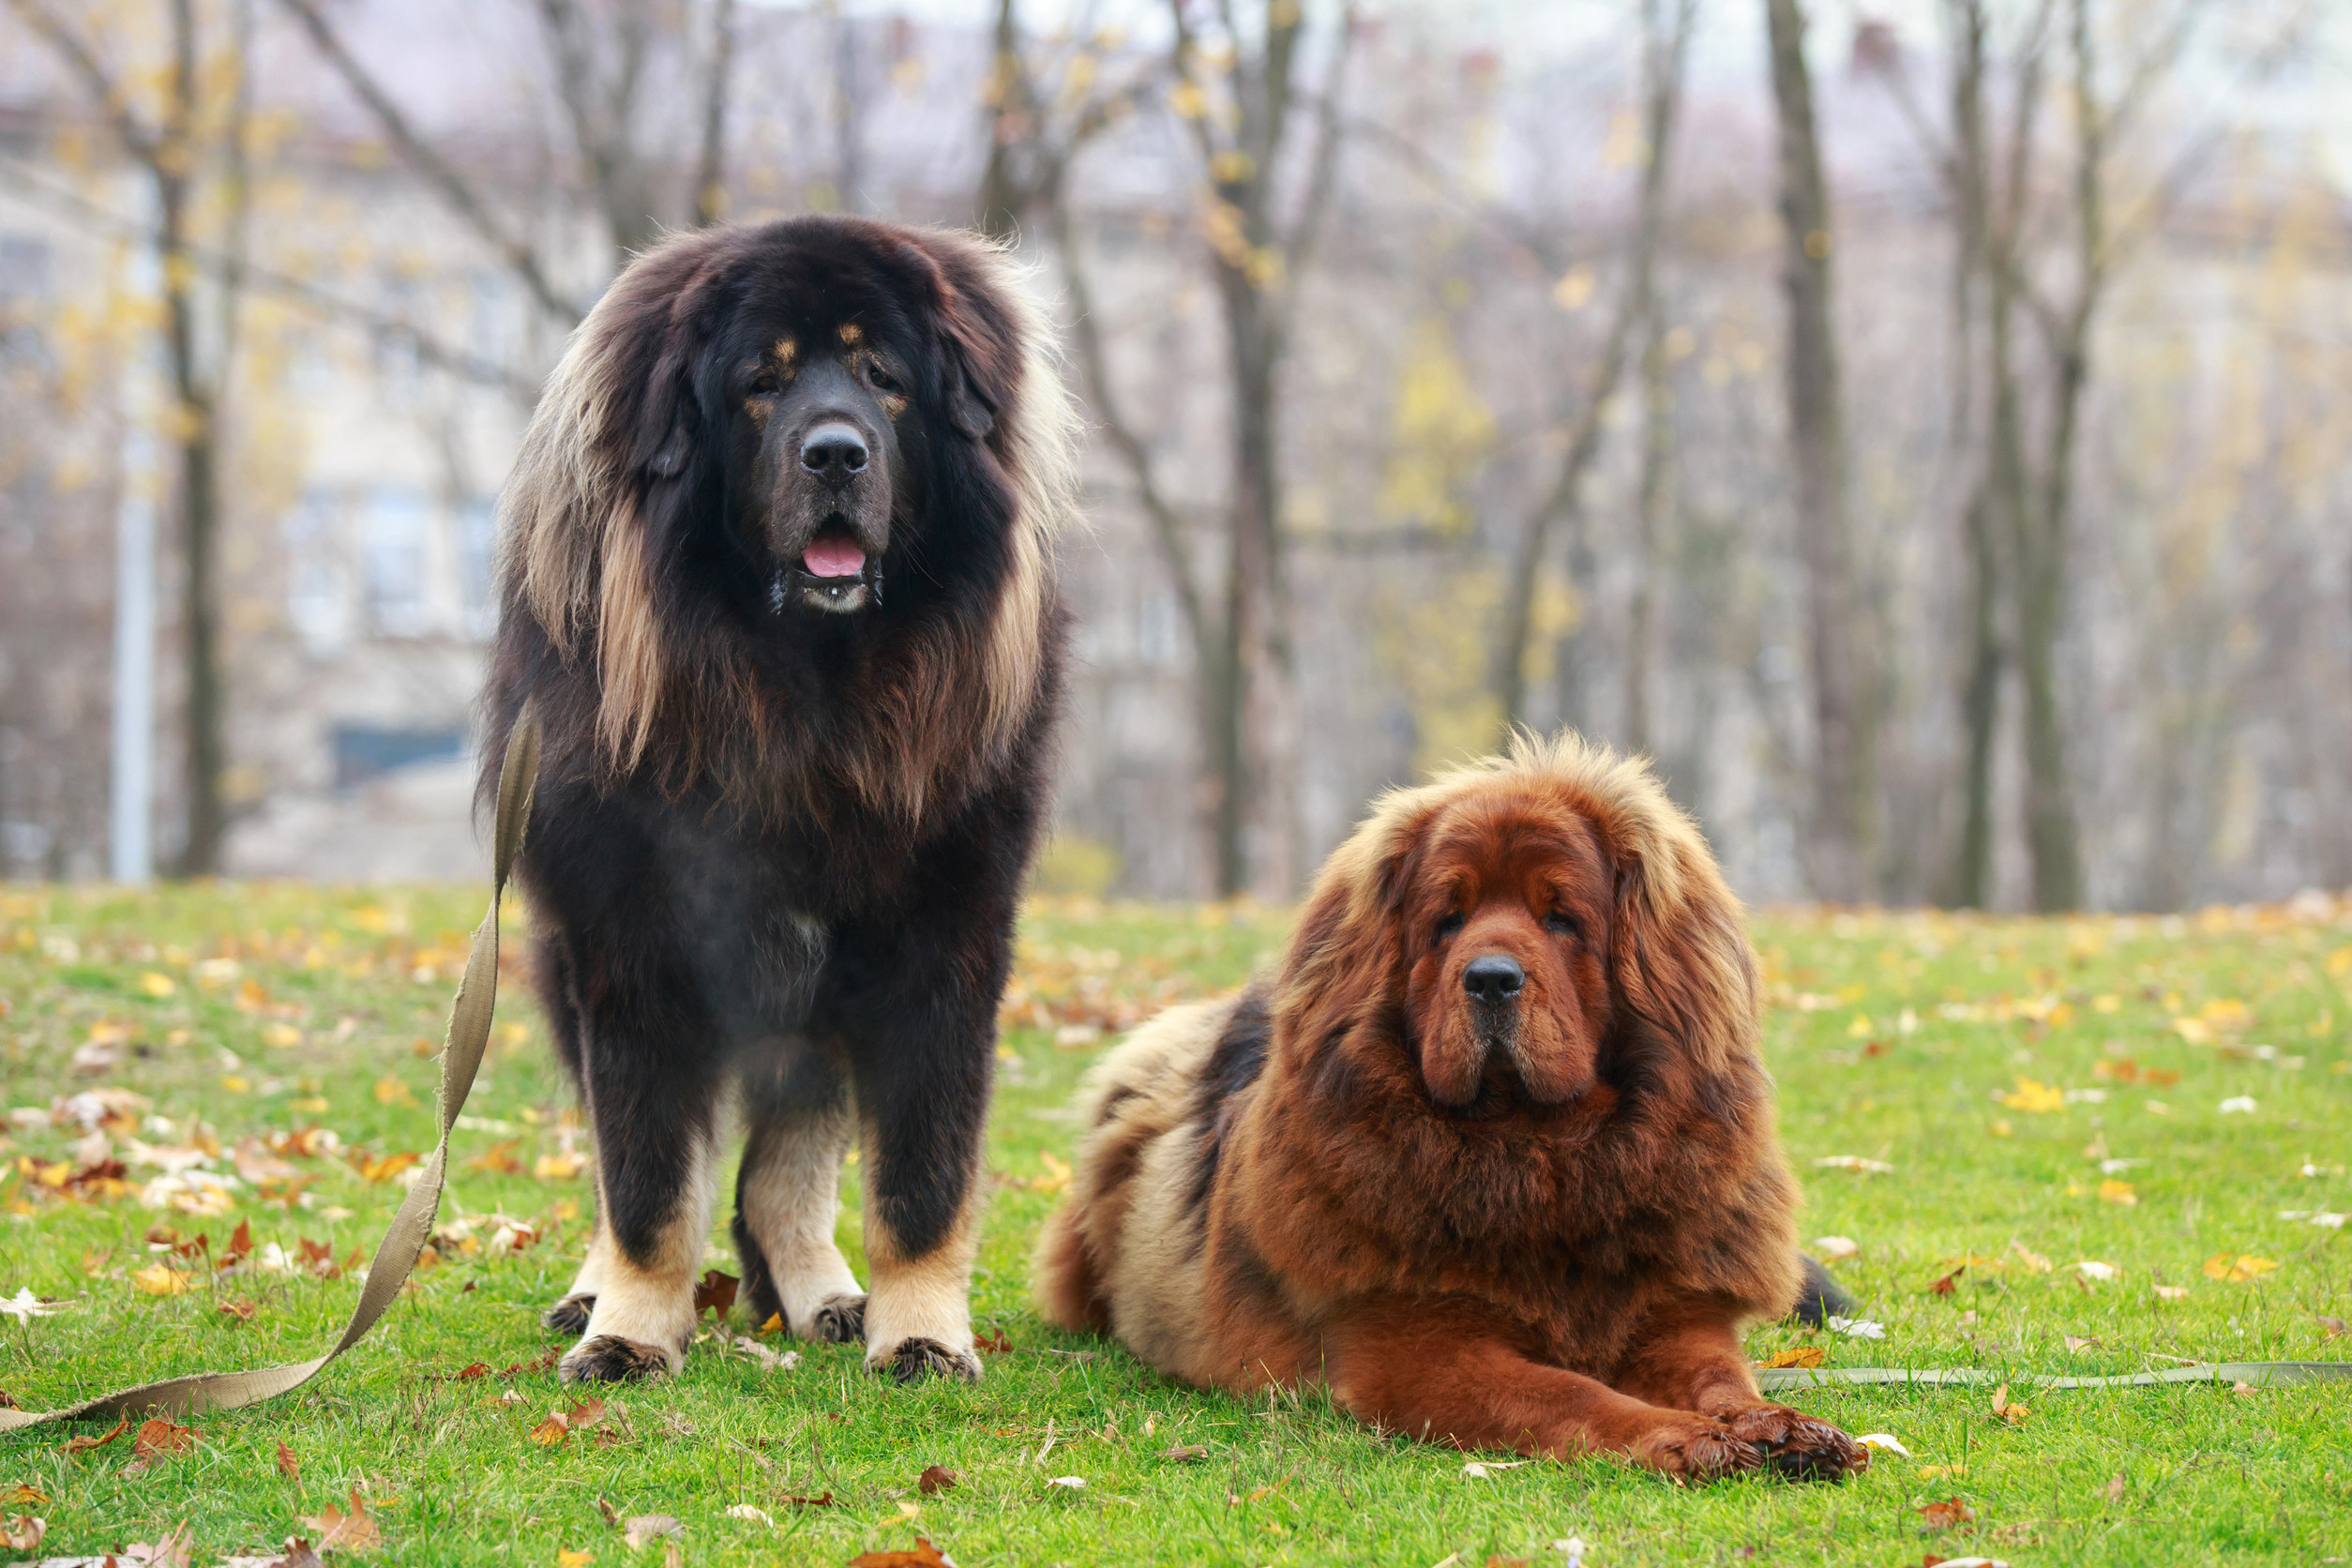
xmin=1275 ymin=787 xmax=1439 ymax=1052
xmin=1607 ymin=828 xmax=1758 ymax=1076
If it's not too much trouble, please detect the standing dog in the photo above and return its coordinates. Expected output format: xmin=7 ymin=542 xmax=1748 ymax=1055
xmin=1034 ymin=734 xmax=1867 ymax=1480
xmin=483 ymin=218 xmax=1075 ymax=1384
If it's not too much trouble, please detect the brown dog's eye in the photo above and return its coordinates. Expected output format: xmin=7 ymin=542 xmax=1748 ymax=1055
xmin=1545 ymin=911 xmax=1580 ymax=938
xmin=1434 ymin=912 xmax=1465 ymax=942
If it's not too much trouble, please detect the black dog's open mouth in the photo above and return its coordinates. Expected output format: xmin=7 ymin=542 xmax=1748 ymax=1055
xmin=773 ymin=520 xmax=883 ymax=615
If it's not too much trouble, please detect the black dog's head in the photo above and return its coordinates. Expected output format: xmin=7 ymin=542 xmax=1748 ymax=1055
xmin=503 ymin=216 xmax=1077 ymax=777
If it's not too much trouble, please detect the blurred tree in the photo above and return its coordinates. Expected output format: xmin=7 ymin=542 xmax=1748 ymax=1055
xmin=1765 ymin=0 xmax=1877 ymax=904
xmin=8 ymin=0 xmax=254 ymax=876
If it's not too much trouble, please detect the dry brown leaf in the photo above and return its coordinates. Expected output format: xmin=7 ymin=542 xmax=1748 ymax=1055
xmin=63 ymin=1413 xmax=129 ymax=1454
xmin=0 ymin=1485 xmax=47 ymax=1506
xmin=783 ymin=1491 xmax=836 ymax=1508
xmin=1485 ymin=1558 xmax=1530 ymax=1568
xmin=466 ymin=1139 xmax=526 ymax=1175
xmin=848 ymin=1538 xmax=954 ymax=1568
xmin=975 ymin=1329 xmax=1014 ymax=1354
xmin=305 ymin=1486 xmax=383 ymax=1552
xmin=132 ymin=1416 xmax=196 ymax=1460
xmin=2104 ymin=1473 xmax=2126 ymax=1503
xmin=918 ymin=1465 xmax=957 ymax=1495
xmin=1 ymin=1515 xmax=43 ymax=1551
xmin=219 ymin=1297 xmax=259 ymax=1323
xmin=694 ymin=1269 xmax=738 ymax=1318
xmin=2319 ymin=1315 xmax=2350 ymax=1339
xmin=530 ymin=1416 xmax=571 ymax=1448
xmin=452 ymin=1362 xmax=492 ymax=1381
xmin=268 ymin=1537 xmax=325 ymax=1568
xmin=133 ymin=1263 xmax=195 ymax=1296
xmin=1917 ymin=1497 xmax=1978 ymax=1531
xmin=1989 ymin=1384 xmax=2030 ymax=1425
xmin=278 ymin=1440 xmax=300 ymax=1481
xmin=623 ymin=1515 xmax=682 ymax=1548
xmin=1756 ymin=1347 xmax=1825 ymax=1369
xmin=1928 ymin=1267 xmax=1964 ymax=1296
xmin=2063 ymin=1334 xmax=2099 ymax=1353
xmin=1158 ymin=1444 xmax=1211 ymax=1462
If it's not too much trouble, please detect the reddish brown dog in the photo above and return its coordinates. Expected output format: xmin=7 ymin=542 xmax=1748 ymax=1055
xmin=1033 ymin=733 xmax=1866 ymax=1482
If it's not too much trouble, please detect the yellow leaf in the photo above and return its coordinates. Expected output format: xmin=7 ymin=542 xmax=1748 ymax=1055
xmin=2092 ymin=994 xmax=2121 ymax=1013
xmin=557 ymin=1552 xmax=595 ymax=1568
xmin=1756 ymin=1347 xmax=1826 ymax=1369
xmin=373 ymin=1077 xmax=415 ymax=1106
xmin=220 ymin=1075 xmax=250 ymax=1093
xmin=1847 ymin=1014 xmax=1873 ymax=1039
xmin=2202 ymin=1253 xmax=2279 ymax=1284
xmin=263 ymin=1023 xmax=302 ymax=1048
xmin=535 ymin=1152 xmax=586 ymax=1182
xmin=2000 ymin=1078 xmax=2066 ymax=1114
xmin=138 ymin=972 xmax=176 ymax=998
xmin=2172 ymin=1017 xmax=2211 ymax=1044
xmin=133 ymin=1264 xmax=193 ymax=1296
xmin=2097 ymin=1180 xmax=2137 ymax=1206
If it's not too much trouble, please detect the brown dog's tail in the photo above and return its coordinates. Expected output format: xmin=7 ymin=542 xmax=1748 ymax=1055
xmin=1787 ymin=1254 xmax=1852 ymax=1327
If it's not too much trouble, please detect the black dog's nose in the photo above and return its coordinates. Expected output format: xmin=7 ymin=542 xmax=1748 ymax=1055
xmin=800 ymin=422 xmax=868 ymax=482
xmin=1463 ymin=953 xmax=1524 ymax=1004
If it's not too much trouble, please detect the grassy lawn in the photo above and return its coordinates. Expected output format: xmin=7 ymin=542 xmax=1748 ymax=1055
xmin=0 ymin=882 xmax=2348 ymax=1566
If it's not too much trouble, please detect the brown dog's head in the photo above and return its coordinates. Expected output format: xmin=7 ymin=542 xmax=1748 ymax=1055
xmin=1279 ymin=732 xmax=1758 ymax=1118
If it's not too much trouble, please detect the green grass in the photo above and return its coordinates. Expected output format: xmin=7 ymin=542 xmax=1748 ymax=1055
xmin=1 ymin=884 xmax=2349 ymax=1565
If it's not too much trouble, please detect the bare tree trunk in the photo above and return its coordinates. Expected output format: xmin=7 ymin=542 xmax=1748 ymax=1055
xmin=1622 ymin=305 xmax=1670 ymax=755
xmin=2012 ymin=0 xmax=2103 ymax=912
xmin=976 ymin=0 xmax=1032 ymax=242
xmin=1765 ymin=0 xmax=1876 ymax=903
xmin=1495 ymin=0 xmax=1690 ymax=734
xmin=1945 ymin=0 xmax=2000 ymax=909
xmin=692 ymin=0 xmax=736 ymax=227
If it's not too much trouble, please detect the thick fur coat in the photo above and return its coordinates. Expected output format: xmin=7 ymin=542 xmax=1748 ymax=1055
xmin=482 ymin=217 xmax=1075 ymax=1385
xmin=1034 ymin=734 xmax=1867 ymax=1480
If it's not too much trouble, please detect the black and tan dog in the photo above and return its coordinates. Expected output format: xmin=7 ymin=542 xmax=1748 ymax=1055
xmin=482 ymin=217 xmax=1075 ymax=1383
xmin=1035 ymin=736 xmax=1866 ymax=1480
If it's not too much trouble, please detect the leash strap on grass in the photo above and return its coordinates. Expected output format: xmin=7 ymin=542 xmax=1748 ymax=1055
xmin=1759 ymin=1361 xmax=2352 ymax=1395
xmin=0 ymin=711 xmax=539 ymax=1430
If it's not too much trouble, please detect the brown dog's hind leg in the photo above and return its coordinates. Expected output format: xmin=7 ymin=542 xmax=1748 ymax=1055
xmin=1610 ymin=1305 xmax=1869 ymax=1482
xmin=1323 ymin=1310 xmax=1758 ymax=1483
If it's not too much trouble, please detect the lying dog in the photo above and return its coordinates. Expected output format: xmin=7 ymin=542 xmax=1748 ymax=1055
xmin=1033 ymin=733 xmax=1866 ymax=1481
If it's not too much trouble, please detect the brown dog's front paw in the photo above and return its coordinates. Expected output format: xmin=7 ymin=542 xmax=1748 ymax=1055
xmin=560 ymin=1334 xmax=675 ymax=1384
xmin=871 ymin=1336 xmax=982 ymax=1386
xmin=542 ymin=1292 xmax=596 ymax=1336
xmin=1724 ymin=1403 xmax=1869 ymax=1482
xmin=1635 ymin=1415 xmax=1761 ymax=1484
xmin=811 ymin=1293 xmax=867 ymax=1344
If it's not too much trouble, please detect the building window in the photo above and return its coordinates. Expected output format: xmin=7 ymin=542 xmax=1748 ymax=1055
xmin=362 ymin=488 xmax=434 ymax=636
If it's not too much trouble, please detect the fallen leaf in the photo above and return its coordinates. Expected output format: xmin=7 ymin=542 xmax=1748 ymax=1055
xmin=132 ymin=1416 xmax=196 ymax=1459
xmin=725 ymin=1504 xmax=774 ymax=1525
xmin=1857 ymin=1432 xmax=1911 ymax=1455
xmin=1046 ymin=1474 xmax=1086 ymax=1488
xmin=133 ymin=1263 xmax=195 ymax=1296
xmin=531 ymin=1416 xmax=572 ymax=1448
xmin=1 ymin=1515 xmax=43 ymax=1550
xmin=2104 ymin=1473 xmax=2126 ymax=1503
xmin=2096 ymin=1180 xmax=2137 ymax=1206
xmin=466 ymin=1140 xmax=526 ymax=1175
xmin=219 ymin=1297 xmax=259 ymax=1322
xmin=1461 ymin=1459 xmax=1527 ymax=1478
xmin=849 ymin=1538 xmax=956 ymax=1568
xmin=1826 ymin=1314 xmax=1886 ymax=1339
xmin=918 ymin=1465 xmax=957 ymax=1494
xmin=63 ymin=1414 xmax=129 ymax=1454
xmin=278 ymin=1440 xmax=300 ymax=1480
xmin=2203 ymin=1253 xmax=2279 ymax=1283
xmin=975 ymin=1328 xmax=1015 ymax=1354
xmin=220 ymin=1219 xmax=254 ymax=1269
xmin=2000 ymin=1078 xmax=2065 ymax=1113
xmin=1989 ymin=1385 xmax=2029 ymax=1425
xmin=267 ymin=1536 xmax=324 ymax=1568
xmin=2063 ymin=1334 xmax=2098 ymax=1353
xmin=121 ymin=1520 xmax=194 ymax=1568
xmin=1811 ymin=1234 xmax=1860 ymax=1262
xmin=0 ymin=1485 xmax=47 ymax=1506
xmin=2008 ymin=1242 xmax=2053 ymax=1274
xmin=1917 ymin=1497 xmax=1978 ymax=1530
xmin=306 ymin=1486 xmax=384 ymax=1552
xmin=557 ymin=1552 xmax=595 ymax=1568
xmin=694 ymin=1269 xmax=738 ymax=1317
xmin=351 ymin=1151 xmax=419 ymax=1184
xmin=1757 ymin=1346 xmax=1826 ymax=1369
xmin=756 ymin=1312 xmax=785 ymax=1335
xmin=783 ymin=1491 xmax=835 ymax=1508
xmin=1485 ymin=1558 xmax=1530 ymax=1568
xmin=1158 ymin=1444 xmax=1212 ymax=1461
xmin=623 ymin=1515 xmax=682 ymax=1548
xmin=535 ymin=1152 xmax=587 ymax=1181
xmin=1929 ymin=1267 xmax=1964 ymax=1296
xmin=2318 ymin=1315 xmax=2350 ymax=1339
xmin=2153 ymin=1285 xmax=2190 ymax=1302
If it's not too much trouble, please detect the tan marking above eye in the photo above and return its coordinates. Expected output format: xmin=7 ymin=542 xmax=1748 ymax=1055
xmin=837 ymin=322 xmax=864 ymax=346
xmin=775 ymin=337 xmax=799 ymax=365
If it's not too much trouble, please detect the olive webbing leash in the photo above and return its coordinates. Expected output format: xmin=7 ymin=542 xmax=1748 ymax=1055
xmin=1757 ymin=1360 xmax=2352 ymax=1395
xmin=0 ymin=711 xmax=539 ymax=1430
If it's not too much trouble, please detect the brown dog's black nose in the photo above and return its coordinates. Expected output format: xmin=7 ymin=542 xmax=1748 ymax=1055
xmin=800 ymin=421 xmax=868 ymax=483
xmin=1463 ymin=953 xmax=1524 ymax=1004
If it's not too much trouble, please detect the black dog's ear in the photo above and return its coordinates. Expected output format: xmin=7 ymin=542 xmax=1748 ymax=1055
xmin=647 ymin=415 xmax=691 ymax=478
xmin=947 ymin=365 xmax=995 ymax=442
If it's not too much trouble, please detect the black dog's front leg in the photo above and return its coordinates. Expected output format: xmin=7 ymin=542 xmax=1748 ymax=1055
xmin=554 ymin=936 xmax=728 ymax=1384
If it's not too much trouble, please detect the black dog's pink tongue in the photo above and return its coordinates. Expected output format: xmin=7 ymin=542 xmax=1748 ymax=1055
xmin=804 ymin=536 xmax=867 ymax=579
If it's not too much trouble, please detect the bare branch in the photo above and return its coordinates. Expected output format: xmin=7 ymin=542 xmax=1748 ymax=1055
xmin=271 ymin=0 xmax=584 ymax=324
xmin=5 ymin=0 xmax=162 ymax=166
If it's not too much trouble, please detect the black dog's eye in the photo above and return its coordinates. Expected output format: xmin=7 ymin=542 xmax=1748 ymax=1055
xmin=1545 ymin=911 xmax=1580 ymax=938
xmin=748 ymin=371 xmax=781 ymax=397
xmin=867 ymin=364 xmax=899 ymax=393
xmin=1434 ymin=912 xmax=1465 ymax=942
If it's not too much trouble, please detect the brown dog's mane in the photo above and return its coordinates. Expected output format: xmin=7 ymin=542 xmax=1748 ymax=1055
xmin=495 ymin=219 xmax=1079 ymax=823
xmin=1225 ymin=731 xmax=1798 ymax=1358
